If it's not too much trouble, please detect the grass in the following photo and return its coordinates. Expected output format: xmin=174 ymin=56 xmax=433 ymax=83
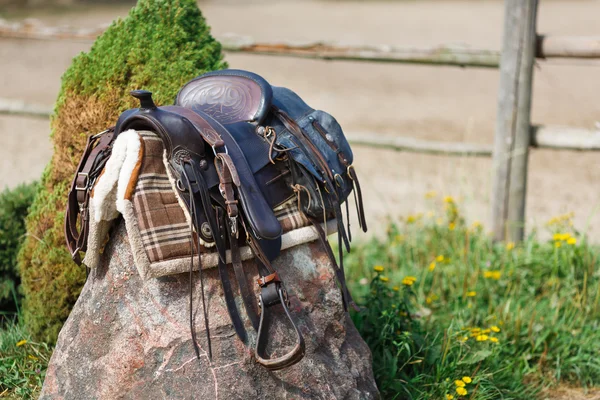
xmin=347 ymin=195 xmax=600 ymax=399
xmin=1 ymin=194 xmax=599 ymax=398
xmin=0 ymin=319 xmax=52 ymax=399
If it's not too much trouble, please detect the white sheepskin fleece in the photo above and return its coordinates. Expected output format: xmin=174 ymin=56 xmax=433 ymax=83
xmin=90 ymin=129 xmax=141 ymax=221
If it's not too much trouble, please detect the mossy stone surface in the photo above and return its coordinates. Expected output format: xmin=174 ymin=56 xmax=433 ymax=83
xmin=18 ymin=0 xmax=227 ymax=343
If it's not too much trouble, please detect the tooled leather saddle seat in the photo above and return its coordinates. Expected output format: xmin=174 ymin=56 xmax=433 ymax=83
xmin=66 ymin=69 xmax=366 ymax=371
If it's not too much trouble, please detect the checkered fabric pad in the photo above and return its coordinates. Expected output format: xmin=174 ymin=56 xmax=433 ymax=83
xmin=132 ymin=131 xmax=309 ymax=264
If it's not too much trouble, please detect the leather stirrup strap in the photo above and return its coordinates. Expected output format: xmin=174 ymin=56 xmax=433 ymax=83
xmin=254 ymin=269 xmax=305 ymax=371
xmin=229 ymin=224 xmax=260 ymax=331
xmin=216 ymin=208 xmax=248 ymax=344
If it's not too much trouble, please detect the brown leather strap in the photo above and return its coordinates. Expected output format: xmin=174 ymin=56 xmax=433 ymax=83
xmin=214 ymin=154 xmax=240 ymax=221
xmin=348 ymin=165 xmax=367 ymax=232
xmin=229 ymin=223 xmax=260 ymax=331
xmin=64 ymin=128 xmax=115 ymax=264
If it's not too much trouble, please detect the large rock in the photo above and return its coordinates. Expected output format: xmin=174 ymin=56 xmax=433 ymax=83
xmin=40 ymin=222 xmax=379 ymax=399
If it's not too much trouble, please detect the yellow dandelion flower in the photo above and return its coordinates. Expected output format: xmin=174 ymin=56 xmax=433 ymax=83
xmin=553 ymin=233 xmax=562 ymax=241
xmin=490 ymin=337 xmax=499 ymax=343
xmin=492 ymin=271 xmax=502 ymax=280
xmin=466 ymin=291 xmax=476 ymax=297
xmin=28 ymin=354 xmax=38 ymax=361
xmin=16 ymin=339 xmax=27 ymax=347
xmin=459 ymin=336 xmax=469 ymax=342
xmin=379 ymin=276 xmax=389 ymax=283
xmin=425 ymin=191 xmax=437 ymax=199
xmin=482 ymin=328 xmax=491 ymax=334
xmin=436 ymin=255 xmax=445 ymax=262
xmin=401 ymin=278 xmax=414 ymax=286
xmin=462 ymin=376 xmax=472 ymax=384
xmin=455 ymin=380 xmax=466 ymax=387
xmin=476 ymin=334 xmax=489 ymax=342
xmin=506 ymin=242 xmax=515 ymax=250
xmin=559 ymin=233 xmax=571 ymax=241
xmin=373 ymin=265 xmax=384 ymax=273
xmin=446 ymin=395 xmax=454 ymax=400
xmin=555 ymin=241 xmax=562 ymax=248
xmin=392 ymin=286 xmax=400 ymax=292
xmin=456 ymin=387 xmax=468 ymax=396
xmin=448 ymin=222 xmax=456 ymax=231
xmin=428 ymin=262 xmax=436 ymax=272
xmin=444 ymin=196 xmax=455 ymax=204
xmin=483 ymin=271 xmax=492 ymax=278
xmin=426 ymin=296 xmax=433 ymax=304
xmin=567 ymin=237 xmax=577 ymax=245
xmin=470 ymin=328 xmax=481 ymax=333
xmin=491 ymin=325 xmax=500 ymax=333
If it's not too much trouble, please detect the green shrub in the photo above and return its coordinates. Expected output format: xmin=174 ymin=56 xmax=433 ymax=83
xmin=347 ymin=197 xmax=600 ymax=399
xmin=0 ymin=182 xmax=37 ymax=314
xmin=18 ymin=0 xmax=227 ymax=344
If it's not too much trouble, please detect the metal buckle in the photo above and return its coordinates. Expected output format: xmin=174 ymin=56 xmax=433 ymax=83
xmin=230 ymin=216 xmax=238 ymax=238
xmin=347 ymin=165 xmax=356 ymax=179
xmin=75 ymin=172 xmax=89 ymax=191
xmin=91 ymin=129 xmax=110 ymax=140
xmin=212 ymin=144 xmax=229 ymax=157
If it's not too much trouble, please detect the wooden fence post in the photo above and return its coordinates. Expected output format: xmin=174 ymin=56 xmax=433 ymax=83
xmin=491 ymin=0 xmax=539 ymax=242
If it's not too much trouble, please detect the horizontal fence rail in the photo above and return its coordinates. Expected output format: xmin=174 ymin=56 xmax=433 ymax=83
xmin=2 ymin=97 xmax=598 ymax=155
xmin=1 ymin=19 xmax=600 ymax=68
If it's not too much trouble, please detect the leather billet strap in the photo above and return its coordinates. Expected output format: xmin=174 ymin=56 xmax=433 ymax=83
xmin=254 ymin=271 xmax=305 ymax=370
xmin=65 ymin=127 xmax=115 ymax=265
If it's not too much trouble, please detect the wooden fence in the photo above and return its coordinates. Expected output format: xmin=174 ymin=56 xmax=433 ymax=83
xmin=1 ymin=1 xmax=598 ymax=242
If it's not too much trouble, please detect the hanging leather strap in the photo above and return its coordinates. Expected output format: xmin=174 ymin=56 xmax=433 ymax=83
xmin=215 ymin=208 xmax=248 ymax=345
xmin=64 ymin=128 xmax=115 ymax=265
xmin=229 ymin=222 xmax=260 ymax=331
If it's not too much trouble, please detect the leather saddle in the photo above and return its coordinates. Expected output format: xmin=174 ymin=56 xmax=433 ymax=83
xmin=65 ymin=69 xmax=367 ymax=371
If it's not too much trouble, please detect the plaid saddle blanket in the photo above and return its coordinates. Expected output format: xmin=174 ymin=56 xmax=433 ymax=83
xmin=82 ymin=129 xmax=335 ymax=279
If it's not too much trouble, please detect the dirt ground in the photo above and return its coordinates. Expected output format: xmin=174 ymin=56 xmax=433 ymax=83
xmin=1 ymin=0 xmax=600 ymax=240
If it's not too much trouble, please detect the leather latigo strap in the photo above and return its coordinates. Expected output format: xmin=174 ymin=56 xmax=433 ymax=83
xmin=65 ymin=128 xmax=115 ymax=265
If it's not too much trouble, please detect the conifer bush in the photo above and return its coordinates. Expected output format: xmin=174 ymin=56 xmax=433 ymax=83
xmin=18 ymin=0 xmax=227 ymax=343
xmin=0 ymin=182 xmax=37 ymax=314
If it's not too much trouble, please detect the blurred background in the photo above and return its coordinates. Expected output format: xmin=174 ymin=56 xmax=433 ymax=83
xmin=1 ymin=0 xmax=599 ymax=239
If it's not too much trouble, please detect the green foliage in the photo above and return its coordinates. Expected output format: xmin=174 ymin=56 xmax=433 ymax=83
xmin=0 ymin=182 xmax=37 ymax=314
xmin=347 ymin=197 xmax=600 ymax=399
xmin=18 ymin=0 xmax=227 ymax=344
xmin=56 ymin=0 xmax=227 ymax=109
xmin=0 ymin=321 xmax=52 ymax=399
